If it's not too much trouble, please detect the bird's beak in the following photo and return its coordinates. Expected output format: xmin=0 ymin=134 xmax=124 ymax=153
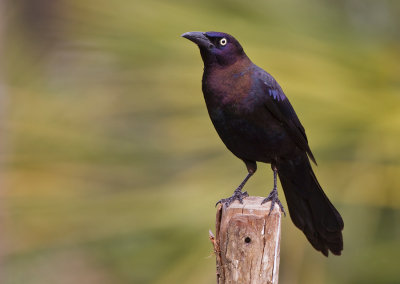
xmin=181 ymin=31 xmax=213 ymax=49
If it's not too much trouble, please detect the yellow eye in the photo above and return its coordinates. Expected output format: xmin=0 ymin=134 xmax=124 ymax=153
xmin=220 ymin=38 xmax=227 ymax=46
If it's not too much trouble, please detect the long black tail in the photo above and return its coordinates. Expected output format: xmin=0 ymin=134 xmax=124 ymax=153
xmin=277 ymin=154 xmax=344 ymax=256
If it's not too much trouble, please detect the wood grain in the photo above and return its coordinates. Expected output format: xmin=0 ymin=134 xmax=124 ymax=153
xmin=211 ymin=196 xmax=281 ymax=284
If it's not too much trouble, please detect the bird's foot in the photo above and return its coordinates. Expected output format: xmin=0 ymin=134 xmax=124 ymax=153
xmin=216 ymin=189 xmax=249 ymax=207
xmin=261 ymin=189 xmax=286 ymax=216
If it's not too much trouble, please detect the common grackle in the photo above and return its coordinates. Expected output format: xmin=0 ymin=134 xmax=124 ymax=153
xmin=182 ymin=31 xmax=343 ymax=256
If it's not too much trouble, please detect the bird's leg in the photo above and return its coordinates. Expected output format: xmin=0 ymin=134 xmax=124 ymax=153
xmin=215 ymin=171 xmax=253 ymax=207
xmin=262 ymin=166 xmax=286 ymax=216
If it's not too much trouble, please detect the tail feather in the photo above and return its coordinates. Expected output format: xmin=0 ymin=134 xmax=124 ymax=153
xmin=277 ymin=154 xmax=344 ymax=256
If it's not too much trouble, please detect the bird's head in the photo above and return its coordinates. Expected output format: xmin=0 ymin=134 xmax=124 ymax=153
xmin=181 ymin=31 xmax=247 ymax=67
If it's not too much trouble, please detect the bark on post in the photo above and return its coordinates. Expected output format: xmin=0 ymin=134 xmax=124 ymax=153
xmin=210 ymin=196 xmax=282 ymax=284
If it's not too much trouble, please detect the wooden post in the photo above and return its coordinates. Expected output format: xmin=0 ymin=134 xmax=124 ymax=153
xmin=210 ymin=196 xmax=282 ymax=284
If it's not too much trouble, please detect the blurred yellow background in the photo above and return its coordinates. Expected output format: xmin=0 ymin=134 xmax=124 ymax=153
xmin=2 ymin=0 xmax=400 ymax=283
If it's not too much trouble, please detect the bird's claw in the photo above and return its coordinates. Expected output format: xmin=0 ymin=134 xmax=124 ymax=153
xmin=216 ymin=190 xmax=249 ymax=207
xmin=262 ymin=189 xmax=286 ymax=216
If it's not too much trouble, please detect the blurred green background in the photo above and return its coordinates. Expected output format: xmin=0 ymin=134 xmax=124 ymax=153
xmin=2 ymin=0 xmax=400 ymax=283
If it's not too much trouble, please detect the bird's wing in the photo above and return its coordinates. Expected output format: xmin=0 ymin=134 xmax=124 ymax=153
xmin=257 ymin=73 xmax=317 ymax=164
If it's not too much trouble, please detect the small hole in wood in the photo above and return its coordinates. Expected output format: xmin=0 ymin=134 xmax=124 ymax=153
xmin=245 ymin=237 xmax=251 ymax=243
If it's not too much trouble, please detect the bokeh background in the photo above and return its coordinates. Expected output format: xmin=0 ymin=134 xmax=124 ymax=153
xmin=1 ymin=0 xmax=400 ymax=283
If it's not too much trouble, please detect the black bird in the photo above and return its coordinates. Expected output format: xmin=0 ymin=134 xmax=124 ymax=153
xmin=182 ymin=31 xmax=343 ymax=256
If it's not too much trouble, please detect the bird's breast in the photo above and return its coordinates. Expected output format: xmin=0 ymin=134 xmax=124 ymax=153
xmin=202 ymin=65 xmax=292 ymax=162
xmin=206 ymin=105 xmax=289 ymax=163
xmin=202 ymin=64 xmax=257 ymax=114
